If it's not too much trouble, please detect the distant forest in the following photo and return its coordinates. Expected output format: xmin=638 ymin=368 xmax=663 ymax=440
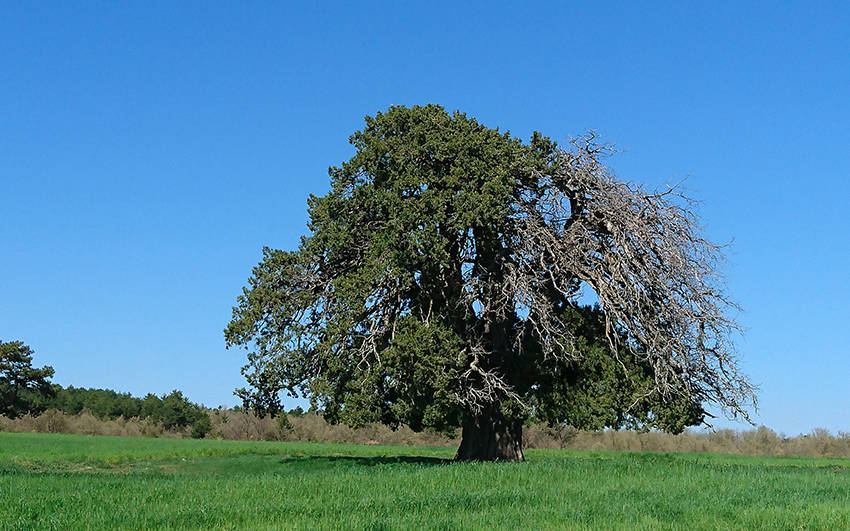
xmin=1 ymin=339 xmax=216 ymax=438
xmin=49 ymin=386 xmax=207 ymax=428
xmin=18 ymin=385 xmax=212 ymax=438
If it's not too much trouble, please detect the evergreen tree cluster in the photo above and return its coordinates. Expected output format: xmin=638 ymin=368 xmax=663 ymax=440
xmin=2 ymin=339 xmax=212 ymax=438
xmin=49 ymin=386 xmax=208 ymax=430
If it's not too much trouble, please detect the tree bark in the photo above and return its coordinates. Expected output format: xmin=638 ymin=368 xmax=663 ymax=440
xmin=454 ymin=407 xmax=524 ymax=462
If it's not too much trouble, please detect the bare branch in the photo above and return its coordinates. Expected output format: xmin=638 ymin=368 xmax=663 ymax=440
xmin=508 ymin=136 xmax=756 ymax=421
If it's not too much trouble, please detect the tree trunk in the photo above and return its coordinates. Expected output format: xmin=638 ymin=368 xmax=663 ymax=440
xmin=454 ymin=407 xmax=524 ymax=462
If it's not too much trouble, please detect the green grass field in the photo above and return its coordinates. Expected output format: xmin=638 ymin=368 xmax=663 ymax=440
xmin=2 ymin=432 xmax=849 ymax=529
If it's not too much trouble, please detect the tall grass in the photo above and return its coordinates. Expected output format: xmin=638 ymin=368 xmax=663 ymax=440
xmin=526 ymin=424 xmax=850 ymax=458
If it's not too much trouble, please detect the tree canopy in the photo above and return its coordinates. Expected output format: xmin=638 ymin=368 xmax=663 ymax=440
xmin=0 ymin=340 xmax=55 ymax=419
xmin=226 ymin=105 xmax=755 ymax=460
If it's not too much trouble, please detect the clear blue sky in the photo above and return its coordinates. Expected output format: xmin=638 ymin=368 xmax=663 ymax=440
xmin=2 ymin=2 xmax=848 ymax=435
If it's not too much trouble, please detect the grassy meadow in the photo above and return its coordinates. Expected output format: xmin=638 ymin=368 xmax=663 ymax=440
xmin=2 ymin=432 xmax=850 ymax=529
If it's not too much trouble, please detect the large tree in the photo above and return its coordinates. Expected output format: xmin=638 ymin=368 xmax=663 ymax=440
xmin=226 ymin=105 xmax=755 ymax=461
xmin=0 ymin=340 xmax=55 ymax=418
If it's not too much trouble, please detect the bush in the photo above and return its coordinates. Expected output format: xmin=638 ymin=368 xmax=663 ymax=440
xmin=277 ymin=414 xmax=293 ymax=433
xmin=32 ymin=408 xmax=68 ymax=433
xmin=191 ymin=414 xmax=212 ymax=439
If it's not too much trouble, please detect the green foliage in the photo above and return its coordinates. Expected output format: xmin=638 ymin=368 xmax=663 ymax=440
xmin=276 ymin=414 xmax=292 ymax=433
xmin=191 ymin=414 xmax=212 ymax=439
xmin=140 ymin=393 xmax=162 ymax=419
xmin=137 ymin=390 xmax=206 ymax=429
xmin=531 ymin=304 xmax=704 ymax=433
xmin=226 ymin=104 xmax=707 ymax=438
xmin=156 ymin=390 xmax=200 ymax=429
xmin=46 ymin=386 xmax=207 ymax=431
xmin=50 ymin=386 xmax=144 ymax=419
xmin=0 ymin=340 xmax=55 ymax=418
xmin=226 ymin=105 xmax=550 ymax=430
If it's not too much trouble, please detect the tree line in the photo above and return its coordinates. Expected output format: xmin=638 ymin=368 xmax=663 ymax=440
xmin=1 ymin=339 xmax=211 ymax=438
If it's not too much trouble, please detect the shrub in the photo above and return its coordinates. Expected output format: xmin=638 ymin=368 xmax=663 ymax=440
xmin=191 ymin=414 xmax=212 ymax=439
xmin=32 ymin=408 xmax=68 ymax=433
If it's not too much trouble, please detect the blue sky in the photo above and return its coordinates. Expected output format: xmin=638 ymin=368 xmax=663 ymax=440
xmin=2 ymin=2 xmax=848 ymax=435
